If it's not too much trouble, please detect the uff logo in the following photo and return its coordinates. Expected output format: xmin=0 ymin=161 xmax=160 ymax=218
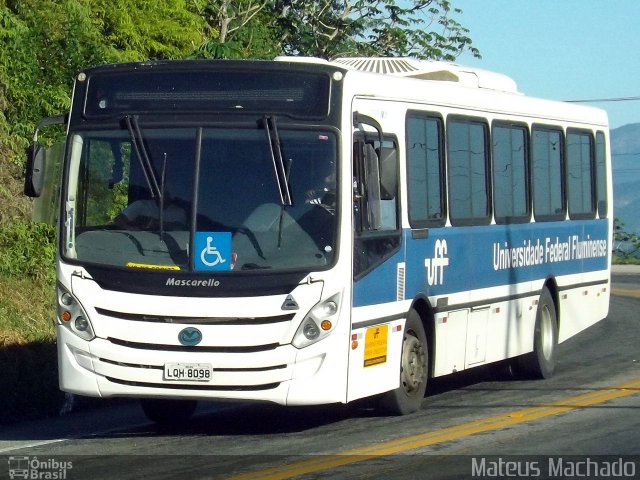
xmin=425 ymin=239 xmax=449 ymax=286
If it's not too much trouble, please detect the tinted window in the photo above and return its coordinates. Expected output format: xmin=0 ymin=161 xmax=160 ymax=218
xmin=447 ymin=118 xmax=490 ymax=224
xmin=596 ymin=131 xmax=608 ymax=218
xmin=65 ymin=127 xmax=338 ymax=273
xmin=532 ymin=127 xmax=564 ymax=220
xmin=85 ymin=68 xmax=331 ymax=119
xmin=406 ymin=113 xmax=444 ymax=227
xmin=492 ymin=124 xmax=528 ymax=222
xmin=353 ymin=136 xmax=401 ymax=278
xmin=566 ymin=130 xmax=594 ymax=218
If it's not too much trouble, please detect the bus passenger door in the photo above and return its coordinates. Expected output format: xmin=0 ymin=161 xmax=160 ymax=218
xmin=351 ymin=126 xmax=402 ymax=301
xmin=348 ymin=125 xmax=405 ymax=402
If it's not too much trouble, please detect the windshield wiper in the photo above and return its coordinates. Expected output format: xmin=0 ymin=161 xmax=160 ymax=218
xmin=123 ymin=115 xmax=166 ymax=239
xmin=123 ymin=115 xmax=162 ymax=201
xmin=262 ymin=116 xmax=294 ymax=249
xmin=263 ymin=116 xmax=292 ymax=207
xmin=158 ymin=152 xmax=168 ymax=240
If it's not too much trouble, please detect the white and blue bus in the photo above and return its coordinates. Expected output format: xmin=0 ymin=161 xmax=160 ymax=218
xmin=26 ymin=57 xmax=611 ymax=422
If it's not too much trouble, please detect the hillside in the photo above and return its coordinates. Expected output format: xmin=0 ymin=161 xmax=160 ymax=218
xmin=611 ymin=123 xmax=640 ymax=155
xmin=611 ymin=123 xmax=640 ymax=233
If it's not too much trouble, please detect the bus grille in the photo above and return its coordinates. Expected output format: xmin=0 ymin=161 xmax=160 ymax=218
xmin=95 ymin=307 xmax=295 ymax=325
xmin=106 ymin=337 xmax=279 ymax=353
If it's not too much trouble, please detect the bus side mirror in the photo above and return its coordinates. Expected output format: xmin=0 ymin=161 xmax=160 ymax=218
xmin=23 ymin=114 xmax=67 ymax=198
xmin=24 ymin=144 xmax=46 ymax=198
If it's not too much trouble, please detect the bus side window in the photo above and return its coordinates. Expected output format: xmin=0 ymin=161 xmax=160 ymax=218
xmin=378 ymin=143 xmax=399 ymax=230
xmin=595 ymin=131 xmax=608 ymax=218
xmin=353 ymin=136 xmax=401 ymax=278
xmin=354 ymin=139 xmax=399 ymax=232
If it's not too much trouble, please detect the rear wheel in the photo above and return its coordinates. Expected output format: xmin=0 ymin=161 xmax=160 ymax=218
xmin=140 ymin=398 xmax=198 ymax=425
xmin=378 ymin=310 xmax=428 ymax=415
xmin=517 ymin=287 xmax=558 ymax=379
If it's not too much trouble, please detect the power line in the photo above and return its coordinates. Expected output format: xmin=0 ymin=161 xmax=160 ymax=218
xmin=566 ymin=96 xmax=640 ymax=103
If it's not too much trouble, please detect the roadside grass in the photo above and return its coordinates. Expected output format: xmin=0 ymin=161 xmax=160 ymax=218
xmin=0 ymin=275 xmax=64 ymax=423
xmin=612 ymin=255 xmax=640 ymax=265
xmin=0 ymin=276 xmax=55 ymax=345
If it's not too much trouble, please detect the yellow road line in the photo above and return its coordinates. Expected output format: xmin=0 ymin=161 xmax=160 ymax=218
xmin=227 ymin=378 xmax=640 ymax=480
xmin=612 ymin=288 xmax=640 ymax=298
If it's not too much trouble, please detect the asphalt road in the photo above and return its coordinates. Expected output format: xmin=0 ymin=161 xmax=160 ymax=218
xmin=2 ymin=269 xmax=639 ymax=480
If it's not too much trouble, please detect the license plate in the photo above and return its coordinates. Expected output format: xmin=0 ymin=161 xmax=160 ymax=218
xmin=163 ymin=363 xmax=212 ymax=382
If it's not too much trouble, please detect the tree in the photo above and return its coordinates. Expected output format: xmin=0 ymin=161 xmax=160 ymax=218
xmin=191 ymin=0 xmax=479 ymax=61
xmin=0 ymin=0 xmax=206 ymax=224
xmin=0 ymin=0 xmax=204 ymax=164
xmin=92 ymin=0 xmax=204 ymax=61
xmin=270 ymin=0 xmax=480 ymax=60
xmin=192 ymin=0 xmax=277 ymax=59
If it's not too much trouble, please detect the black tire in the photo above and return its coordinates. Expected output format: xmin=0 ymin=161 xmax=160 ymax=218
xmin=140 ymin=398 xmax=198 ymax=425
xmin=517 ymin=287 xmax=558 ymax=379
xmin=378 ymin=310 xmax=429 ymax=415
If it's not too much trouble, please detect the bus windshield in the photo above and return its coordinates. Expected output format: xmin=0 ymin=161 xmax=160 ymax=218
xmin=63 ymin=125 xmax=338 ymax=273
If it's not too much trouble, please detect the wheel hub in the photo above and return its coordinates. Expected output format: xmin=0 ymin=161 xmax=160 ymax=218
xmin=401 ymin=333 xmax=426 ymax=395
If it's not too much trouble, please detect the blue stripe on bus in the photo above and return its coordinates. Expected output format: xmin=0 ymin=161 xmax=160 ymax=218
xmin=353 ymin=219 xmax=609 ymax=307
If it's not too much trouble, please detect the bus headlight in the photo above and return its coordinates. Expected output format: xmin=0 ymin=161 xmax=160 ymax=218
xmin=57 ymin=284 xmax=95 ymax=341
xmin=292 ymin=293 xmax=341 ymax=349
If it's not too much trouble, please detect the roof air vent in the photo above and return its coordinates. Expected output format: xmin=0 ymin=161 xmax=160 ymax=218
xmin=332 ymin=57 xmax=519 ymax=94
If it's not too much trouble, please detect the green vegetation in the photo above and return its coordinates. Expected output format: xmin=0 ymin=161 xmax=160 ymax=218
xmin=0 ymin=0 xmax=478 ymax=423
xmin=613 ymin=218 xmax=640 ymax=264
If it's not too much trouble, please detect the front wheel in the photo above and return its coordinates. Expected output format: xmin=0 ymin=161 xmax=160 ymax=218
xmin=378 ymin=310 xmax=429 ymax=415
xmin=517 ymin=287 xmax=558 ymax=379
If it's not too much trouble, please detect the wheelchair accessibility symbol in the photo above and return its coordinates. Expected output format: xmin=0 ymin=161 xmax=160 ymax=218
xmin=201 ymin=236 xmax=225 ymax=267
xmin=195 ymin=232 xmax=232 ymax=271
